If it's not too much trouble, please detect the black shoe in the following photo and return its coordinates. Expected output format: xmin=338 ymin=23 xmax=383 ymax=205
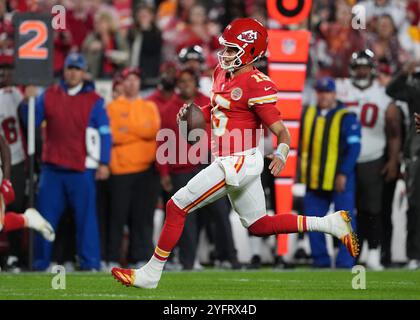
xmin=5 ymin=256 xmax=21 ymax=273
xmin=273 ymin=256 xmax=294 ymax=269
xmin=229 ymin=259 xmax=243 ymax=270
xmin=294 ymin=248 xmax=310 ymax=261
xmin=247 ymin=255 xmax=261 ymax=269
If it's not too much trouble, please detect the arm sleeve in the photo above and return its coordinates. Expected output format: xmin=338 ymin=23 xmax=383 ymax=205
xmin=254 ymin=103 xmax=281 ymax=127
xmin=248 ymin=84 xmax=281 ymax=127
xmin=19 ymin=91 xmax=46 ymax=128
xmin=90 ymin=98 xmax=112 ymax=165
xmin=337 ymin=114 xmax=361 ymax=176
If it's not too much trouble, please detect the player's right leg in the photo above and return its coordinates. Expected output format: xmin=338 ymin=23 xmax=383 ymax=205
xmin=229 ymin=152 xmax=359 ymax=257
xmin=112 ymin=159 xmax=234 ymax=288
xmin=241 ymin=183 xmax=359 ymax=257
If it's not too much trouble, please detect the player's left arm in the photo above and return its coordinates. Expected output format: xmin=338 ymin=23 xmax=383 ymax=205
xmin=382 ymin=102 xmax=402 ymax=181
xmin=249 ymin=75 xmax=290 ymax=176
xmin=254 ymin=106 xmax=291 ymax=176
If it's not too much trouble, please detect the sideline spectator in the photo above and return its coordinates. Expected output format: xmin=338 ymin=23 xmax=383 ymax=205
xmin=178 ymin=45 xmax=212 ymax=97
xmin=175 ymin=4 xmax=220 ymax=66
xmin=159 ymin=0 xmax=198 ymax=62
xmin=358 ymin=0 xmax=407 ymax=29
xmin=107 ymin=67 xmax=160 ymax=269
xmin=20 ymin=53 xmax=112 ymax=271
xmin=300 ymin=77 xmax=361 ymax=268
xmin=83 ymin=9 xmax=129 ymax=79
xmin=0 ymin=59 xmax=29 ymax=269
xmin=111 ymin=73 xmax=124 ymax=100
xmin=367 ymin=14 xmax=410 ymax=71
xmin=66 ymin=0 xmax=94 ymax=52
xmin=376 ymin=61 xmax=406 ymax=267
xmin=386 ymin=59 xmax=420 ymax=270
xmin=336 ymin=50 xmax=401 ymax=270
xmin=128 ymin=4 xmax=162 ymax=91
xmin=314 ymin=1 xmax=365 ymax=78
xmin=147 ymin=61 xmax=178 ymax=115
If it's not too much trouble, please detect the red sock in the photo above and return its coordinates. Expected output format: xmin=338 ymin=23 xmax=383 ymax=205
xmin=2 ymin=212 xmax=26 ymax=232
xmin=154 ymin=199 xmax=187 ymax=262
xmin=248 ymin=214 xmax=307 ymax=237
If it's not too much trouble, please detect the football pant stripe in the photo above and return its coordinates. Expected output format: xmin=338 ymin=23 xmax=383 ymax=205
xmin=183 ymin=156 xmax=244 ymax=213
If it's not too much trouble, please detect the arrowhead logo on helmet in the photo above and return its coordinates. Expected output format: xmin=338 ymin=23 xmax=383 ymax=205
xmin=217 ymin=18 xmax=268 ymax=72
xmin=237 ymin=30 xmax=258 ymax=43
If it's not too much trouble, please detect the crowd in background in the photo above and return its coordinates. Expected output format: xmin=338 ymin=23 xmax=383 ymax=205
xmin=0 ymin=0 xmax=420 ymax=271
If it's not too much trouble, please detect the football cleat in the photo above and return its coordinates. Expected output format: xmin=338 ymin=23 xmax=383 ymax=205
xmin=24 ymin=208 xmax=55 ymax=242
xmin=328 ymin=210 xmax=360 ymax=258
xmin=112 ymin=266 xmax=161 ymax=289
xmin=111 ymin=267 xmax=135 ymax=287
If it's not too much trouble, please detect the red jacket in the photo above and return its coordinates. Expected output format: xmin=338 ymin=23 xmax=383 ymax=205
xmin=157 ymin=92 xmax=210 ymax=176
xmin=147 ymin=89 xmax=174 ymax=117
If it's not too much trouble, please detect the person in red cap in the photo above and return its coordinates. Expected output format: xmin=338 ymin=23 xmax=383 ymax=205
xmin=106 ymin=66 xmax=161 ymax=271
xmin=112 ymin=73 xmax=124 ymax=100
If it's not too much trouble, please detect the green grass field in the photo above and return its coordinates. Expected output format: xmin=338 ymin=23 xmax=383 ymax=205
xmin=0 ymin=269 xmax=419 ymax=300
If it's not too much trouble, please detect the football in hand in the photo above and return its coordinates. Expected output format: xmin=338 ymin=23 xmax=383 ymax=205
xmin=179 ymin=103 xmax=206 ymax=143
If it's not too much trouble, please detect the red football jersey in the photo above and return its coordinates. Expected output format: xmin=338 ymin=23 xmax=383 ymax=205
xmin=206 ymin=65 xmax=280 ymax=156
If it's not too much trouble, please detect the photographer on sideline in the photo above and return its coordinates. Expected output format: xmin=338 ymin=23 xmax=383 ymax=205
xmin=386 ymin=60 xmax=420 ymax=270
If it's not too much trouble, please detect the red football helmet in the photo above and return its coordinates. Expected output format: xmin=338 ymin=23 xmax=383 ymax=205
xmin=217 ymin=18 xmax=268 ymax=72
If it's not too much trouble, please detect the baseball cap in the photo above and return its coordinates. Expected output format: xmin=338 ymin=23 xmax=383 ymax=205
xmin=64 ymin=53 xmax=87 ymax=70
xmin=121 ymin=67 xmax=141 ymax=79
xmin=112 ymin=73 xmax=123 ymax=90
xmin=315 ymin=77 xmax=336 ymax=92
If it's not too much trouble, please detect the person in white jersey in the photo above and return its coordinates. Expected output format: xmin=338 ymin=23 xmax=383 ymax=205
xmin=0 ymin=58 xmax=29 ymax=269
xmin=336 ymin=49 xmax=402 ymax=270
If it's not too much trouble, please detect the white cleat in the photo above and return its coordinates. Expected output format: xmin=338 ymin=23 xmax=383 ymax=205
xmin=366 ymin=249 xmax=384 ymax=271
xmin=24 ymin=208 xmax=55 ymax=242
xmin=325 ymin=210 xmax=360 ymax=257
xmin=112 ymin=266 xmax=161 ymax=289
xmin=133 ymin=266 xmax=161 ymax=289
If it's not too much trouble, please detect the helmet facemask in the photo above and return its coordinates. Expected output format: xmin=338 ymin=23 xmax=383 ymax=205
xmin=217 ymin=36 xmax=245 ymax=72
xmin=350 ymin=64 xmax=375 ymax=89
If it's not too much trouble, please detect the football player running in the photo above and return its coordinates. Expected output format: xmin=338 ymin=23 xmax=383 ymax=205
xmin=112 ymin=18 xmax=359 ymax=289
